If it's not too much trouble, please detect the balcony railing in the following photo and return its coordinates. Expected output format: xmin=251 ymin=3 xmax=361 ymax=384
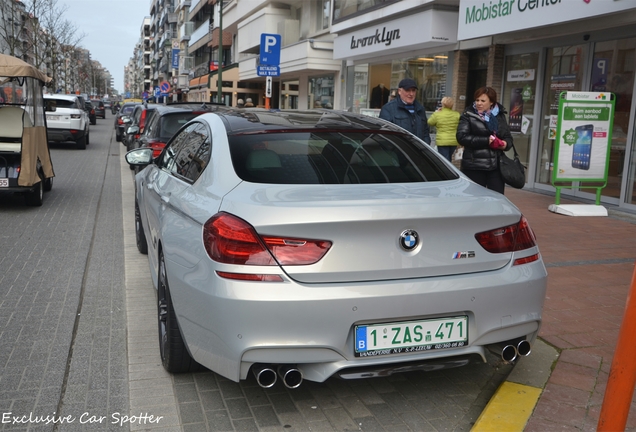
xmin=180 ymin=22 xmax=193 ymax=41
xmin=189 ymin=18 xmax=209 ymax=46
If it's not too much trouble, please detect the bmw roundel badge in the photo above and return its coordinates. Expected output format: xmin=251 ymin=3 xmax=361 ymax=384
xmin=399 ymin=229 xmax=419 ymax=251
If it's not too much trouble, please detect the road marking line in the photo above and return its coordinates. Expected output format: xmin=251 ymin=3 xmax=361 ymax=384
xmin=472 ymin=381 xmax=542 ymax=432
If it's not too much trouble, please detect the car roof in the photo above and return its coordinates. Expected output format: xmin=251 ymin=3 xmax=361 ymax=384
xmin=44 ymin=94 xmax=78 ymax=101
xmin=214 ymin=109 xmax=403 ymax=135
xmin=149 ymin=103 xmax=228 ymax=116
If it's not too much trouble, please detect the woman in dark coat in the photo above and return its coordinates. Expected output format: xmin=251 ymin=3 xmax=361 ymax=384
xmin=456 ymin=86 xmax=513 ymax=194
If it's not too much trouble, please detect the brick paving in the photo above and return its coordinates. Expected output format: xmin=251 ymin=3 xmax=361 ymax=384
xmin=0 ymin=124 xmax=128 ymax=431
xmin=3 ymin=115 xmax=636 ymax=432
xmin=503 ymin=188 xmax=636 ymax=431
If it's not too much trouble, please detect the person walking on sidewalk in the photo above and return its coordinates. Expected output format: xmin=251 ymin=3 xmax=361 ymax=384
xmin=428 ymin=96 xmax=460 ymax=162
xmin=380 ymin=78 xmax=431 ymax=144
xmin=456 ymin=86 xmax=512 ymax=194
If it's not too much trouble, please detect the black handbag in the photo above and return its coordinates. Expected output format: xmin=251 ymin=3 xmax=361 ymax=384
xmin=499 ymin=143 xmax=525 ymax=189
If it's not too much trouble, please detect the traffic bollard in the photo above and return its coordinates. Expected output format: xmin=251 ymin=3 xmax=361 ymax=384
xmin=597 ymin=262 xmax=636 ymax=431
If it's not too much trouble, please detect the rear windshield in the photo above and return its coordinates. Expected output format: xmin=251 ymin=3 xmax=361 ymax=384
xmin=158 ymin=113 xmax=200 ymax=137
xmin=121 ymin=105 xmax=136 ymax=114
xmin=50 ymin=99 xmax=77 ymax=108
xmin=230 ymin=131 xmax=458 ymax=184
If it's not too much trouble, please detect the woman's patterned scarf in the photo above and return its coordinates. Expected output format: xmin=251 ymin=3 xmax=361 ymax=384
xmin=473 ymin=102 xmax=499 ymax=133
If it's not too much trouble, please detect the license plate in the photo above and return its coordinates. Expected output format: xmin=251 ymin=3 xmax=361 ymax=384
xmin=355 ymin=316 xmax=468 ymax=357
xmin=0 ymin=178 xmax=8 ymax=187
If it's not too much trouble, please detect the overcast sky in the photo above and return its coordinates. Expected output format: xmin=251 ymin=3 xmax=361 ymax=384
xmin=57 ymin=0 xmax=151 ymax=94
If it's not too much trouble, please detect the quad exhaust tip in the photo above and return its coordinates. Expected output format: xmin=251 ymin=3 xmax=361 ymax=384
xmin=499 ymin=340 xmax=532 ymax=363
xmin=278 ymin=365 xmax=303 ymax=389
xmin=253 ymin=365 xmax=277 ymax=388
xmin=252 ymin=364 xmax=303 ymax=388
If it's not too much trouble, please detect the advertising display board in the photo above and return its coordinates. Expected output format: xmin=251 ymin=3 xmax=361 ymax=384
xmin=552 ymin=91 xmax=615 ymax=204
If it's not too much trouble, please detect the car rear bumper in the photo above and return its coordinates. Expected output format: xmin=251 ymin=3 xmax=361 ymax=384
xmin=47 ymin=128 xmax=86 ymax=143
xmin=166 ymin=256 xmax=547 ymax=383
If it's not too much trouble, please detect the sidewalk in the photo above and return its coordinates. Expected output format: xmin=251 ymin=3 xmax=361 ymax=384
xmin=489 ymin=188 xmax=636 ymax=431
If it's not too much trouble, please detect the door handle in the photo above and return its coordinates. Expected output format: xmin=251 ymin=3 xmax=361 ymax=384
xmin=160 ymin=194 xmax=170 ymax=203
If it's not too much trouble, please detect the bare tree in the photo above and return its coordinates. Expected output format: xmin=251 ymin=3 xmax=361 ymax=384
xmin=0 ymin=0 xmax=30 ymax=58
xmin=38 ymin=0 xmax=85 ymax=91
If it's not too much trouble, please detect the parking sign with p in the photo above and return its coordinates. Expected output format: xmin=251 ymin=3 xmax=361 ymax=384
xmin=260 ymin=34 xmax=281 ymax=66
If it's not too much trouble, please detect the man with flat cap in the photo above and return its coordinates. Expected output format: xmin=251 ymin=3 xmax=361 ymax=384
xmin=379 ymin=78 xmax=431 ymax=144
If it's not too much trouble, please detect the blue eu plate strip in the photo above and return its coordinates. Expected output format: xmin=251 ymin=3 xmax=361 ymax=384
xmin=355 ymin=326 xmax=367 ymax=352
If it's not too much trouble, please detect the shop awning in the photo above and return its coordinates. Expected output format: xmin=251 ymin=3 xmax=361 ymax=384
xmin=333 ymin=9 xmax=458 ymax=62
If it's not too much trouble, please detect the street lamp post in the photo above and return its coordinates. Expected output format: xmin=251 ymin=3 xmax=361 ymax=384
xmin=217 ymin=0 xmax=222 ymax=104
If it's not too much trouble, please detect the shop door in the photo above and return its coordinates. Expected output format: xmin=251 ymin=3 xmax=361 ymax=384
xmin=503 ymin=53 xmax=539 ymax=182
xmin=467 ymin=49 xmax=489 ymax=104
xmin=536 ymin=45 xmax=587 ymax=186
xmin=588 ymin=38 xmax=635 ymax=202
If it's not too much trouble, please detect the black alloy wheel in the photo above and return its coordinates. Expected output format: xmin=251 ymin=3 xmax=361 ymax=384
xmin=135 ymin=200 xmax=148 ymax=254
xmin=157 ymin=252 xmax=199 ymax=373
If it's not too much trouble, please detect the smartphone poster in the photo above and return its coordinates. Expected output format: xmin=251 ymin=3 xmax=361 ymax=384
xmin=553 ymin=92 xmax=614 ymax=183
xmin=508 ymin=88 xmax=523 ymax=132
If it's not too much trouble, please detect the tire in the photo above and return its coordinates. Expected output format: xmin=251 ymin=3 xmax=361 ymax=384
xmin=76 ymin=134 xmax=86 ymax=150
xmin=24 ymin=180 xmax=43 ymax=206
xmin=116 ymin=132 xmax=122 ymax=142
xmin=43 ymin=177 xmax=53 ymax=192
xmin=86 ymin=132 xmax=90 ymax=145
xmin=91 ymin=118 xmax=96 ymax=125
xmin=157 ymin=252 xmax=199 ymax=373
xmin=135 ymin=200 xmax=148 ymax=255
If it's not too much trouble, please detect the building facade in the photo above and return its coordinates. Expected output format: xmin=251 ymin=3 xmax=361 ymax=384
xmin=128 ymin=0 xmax=636 ymax=211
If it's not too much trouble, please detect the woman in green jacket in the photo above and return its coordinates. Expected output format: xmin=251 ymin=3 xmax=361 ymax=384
xmin=427 ymin=97 xmax=460 ymax=162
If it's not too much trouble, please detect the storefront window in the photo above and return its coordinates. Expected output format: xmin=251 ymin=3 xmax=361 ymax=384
xmin=589 ymin=38 xmax=635 ymax=201
xmin=353 ymin=64 xmax=369 ymax=112
xmin=390 ymin=55 xmax=448 ymax=112
xmin=536 ymin=45 xmax=586 ymax=185
xmin=281 ymin=80 xmax=299 ymax=109
xmin=503 ymin=53 xmax=539 ymax=181
xmin=308 ymin=75 xmax=334 ymax=109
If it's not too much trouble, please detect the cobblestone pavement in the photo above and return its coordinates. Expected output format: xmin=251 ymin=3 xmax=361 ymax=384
xmin=118 ymin=142 xmax=514 ymax=432
xmin=0 ymin=119 xmax=128 ymax=432
xmin=0 ymin=116 xmax=517 ymax=432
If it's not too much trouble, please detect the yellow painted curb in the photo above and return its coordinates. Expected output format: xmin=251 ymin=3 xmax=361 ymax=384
xmin=471 ymin=381 xmax=542 ymax=432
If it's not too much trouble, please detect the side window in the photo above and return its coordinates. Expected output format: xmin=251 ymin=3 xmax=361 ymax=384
xmin=159 ymin=123 xmax=197 ymax=173
xmin=144 ymin=113 xmax=157 ymax=136
xmin=182 ymin=123 xmax=211 ymax=182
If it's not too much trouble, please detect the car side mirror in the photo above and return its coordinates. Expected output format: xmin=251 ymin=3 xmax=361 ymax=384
xmin=125 ymin=148 xmax=154 ymax=166
xmin=127 ymin=126 xmax=139 ymax=135
xmin=122 ymin=117 xmax=132 ymax=124
xmin=45 ymin=100 xmax=56 ymax=112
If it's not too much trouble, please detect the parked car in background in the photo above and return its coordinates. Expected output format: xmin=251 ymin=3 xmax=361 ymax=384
xmin=114 ymin=102 xmax=141 ymax=142
xmin=131 ymin=103 xmax=214 ymax=172
xmin=91 ymin=99 xmax=106 ymax=119
xmin=125 ymin=109 xmax=548 ymax=387
xmin=103 ymin=100 xmax=112 ymax=111
xmin=123 ymin=103 xmax=158 ymax=152
xmin=44 ymin=94 xmax=90 ymax=149
xmin=84 ymin=100 xmax=96 ymax=125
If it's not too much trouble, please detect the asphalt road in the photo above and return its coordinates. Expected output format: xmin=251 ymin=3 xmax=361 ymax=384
xmin=0 ymin=112 xmax=514 ymax=432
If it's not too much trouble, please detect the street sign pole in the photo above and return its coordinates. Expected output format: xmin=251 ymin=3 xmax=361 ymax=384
xmin=259 ymin=34 xmax=281 ymax=109
xmin=265 ymin=76 xmax=272 ymax=109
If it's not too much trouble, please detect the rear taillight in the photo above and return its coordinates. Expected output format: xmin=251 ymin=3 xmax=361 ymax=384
xmin=203 ymin=213 xmax=331 ymax=266
xmin=147 ymin=139 xmax=166 ymax=158
xmin=260 ymin=236 xmax=332 ymax=265
xmin=216 ymin=271 xmax=283 ymax=282
xmin=117 ymin=118 xmax=124 ymax=125
xmin=475 ymin=216 xmax=537 ymax=254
